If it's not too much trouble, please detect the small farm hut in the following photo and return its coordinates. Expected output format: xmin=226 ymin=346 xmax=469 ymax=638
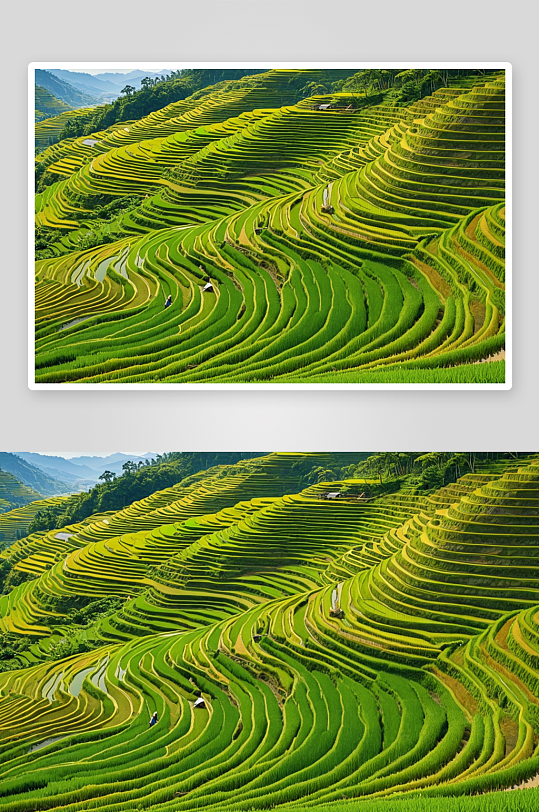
xmin=194 ymin=696 xmax=206 ymax=709
xmin=322 ymin=185 xmax=334 ymax=214
xmin=329 ymin=607 xmax=344 ymax=619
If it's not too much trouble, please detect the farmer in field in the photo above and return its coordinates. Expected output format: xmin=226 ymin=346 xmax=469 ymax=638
xmin=164 ymin=294 xmax=172 ymax=309
xmin=149 ymin=711 xmax=158 ymax=727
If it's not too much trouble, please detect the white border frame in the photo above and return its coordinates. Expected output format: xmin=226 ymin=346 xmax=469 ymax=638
xmin=29 ymin=62 xmax=512 ymax=390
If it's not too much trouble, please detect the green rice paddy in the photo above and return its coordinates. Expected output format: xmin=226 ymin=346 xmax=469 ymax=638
xmin=34 ymin=69 xmax=506 ymax=384
xmin=0 ymin=451 xmax=537 ymax=810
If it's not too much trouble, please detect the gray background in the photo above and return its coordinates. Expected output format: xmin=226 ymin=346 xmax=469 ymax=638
xmin=1 ymin=0 xmax=537 ymax=452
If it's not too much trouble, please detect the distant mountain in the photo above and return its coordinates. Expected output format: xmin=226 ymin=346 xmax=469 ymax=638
xmin=77 ymin=452 xmax=155 ymax=466
xmin=0 ymin=454 xmax=69 ymax=496
xmin=87 ymin=70 xmax=171 ymax=89
xmin=67 ymin=453 xmax=157 ymax=476
xmin=0 ymin=469 xmax=42 ymax=509
xmin=15 ymin=453 xmax=158 ymax=487
xmin=35 ymin=86 xmax=71 ymax=121
xmin=47 ymin=69 xmax=122 ymax=94
xmin=47 ymin=69 xmax=171 ymax=100
xmin=35 ymin=70 xmax=99 ymax=107
xmin=47 ymin=70 xmax=123 ymax=102
xmin=15 ymin=453 xmax=98 ymax=487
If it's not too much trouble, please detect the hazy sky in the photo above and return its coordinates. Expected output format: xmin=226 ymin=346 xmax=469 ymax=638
xmin=37 ymin=452 xmax=162 ymax=458
xmin=69 ymin=68 xmax=177 ymax=75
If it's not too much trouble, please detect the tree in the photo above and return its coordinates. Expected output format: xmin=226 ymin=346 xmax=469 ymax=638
xmin=122 ymin=461 xmax=137 ymax=475
xmin=99 ymin=471 xmax=116 ymax=484
xmin=308 ymin=466 xmax=337 ymax=484
xmin=428 ymin=70 xmax=443 ymax=91
xmin=397 ymin=453 xmax=416 ymax=475
xmin=356 ymin=453 xmax=388 ymax=484
xmin=445 ymin=454 xmax=469 ymax=480
xmin=396 ymin=69 xmax=423 ymax=85
xmin=370 ymin=69 xmax=384 ymax=92
xmin=355 ymin=71 xmax=372 ymax=98
xmin=301 ymin=81 xmax=329 ymax=97
xmin=416 ymin=452 xmax=446 ymax=471
xmin=121 ymin=85 xmax=135 ymax=96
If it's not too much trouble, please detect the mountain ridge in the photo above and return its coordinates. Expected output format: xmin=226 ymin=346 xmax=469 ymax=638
xmin=47 ymin=69 xmax=173 ymax=101
xmin=0 ymin=453 xmax=69 ymax=496
xmin=14 ymin=452 xmax=161 ymax=488
xmin=35 ymin=69 xmax=98 ymax=108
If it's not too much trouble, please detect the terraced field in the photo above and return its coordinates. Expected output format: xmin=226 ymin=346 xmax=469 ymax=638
xmin=33 ymin=68 xmax=507 ymax=384
xmin=35 ymin=87 xmax=72 ymax=123
xmin=0 ymin=471 xmax=43 ymax=510
xmin=0 ymin=451 xmax=537 ymax=810
xmin=0 ymin=495 xmax=69 ymax=544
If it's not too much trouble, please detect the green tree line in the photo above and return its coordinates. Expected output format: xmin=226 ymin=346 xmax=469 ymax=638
xmin=54 ymin=69 xmax=267 ymax=143
xmin=27 ymin=452 xmax=258 ymax=534
xmin=349 ymin=452 xmax=529 ymax=492
xmin=304 ymin=68 xmax=501 ymax=105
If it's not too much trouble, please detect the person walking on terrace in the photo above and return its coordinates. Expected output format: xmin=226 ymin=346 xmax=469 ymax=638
xmin=149 ymin=711 xmax=158 ymax=727
xmin=164 ymin=294 xmax=172 ymax=309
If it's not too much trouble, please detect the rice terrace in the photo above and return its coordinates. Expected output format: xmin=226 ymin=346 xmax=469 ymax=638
xmin=32 ymin=66 xmax=508 ymax=385
xmin=0 ymin=450 xmax=538 ymax=811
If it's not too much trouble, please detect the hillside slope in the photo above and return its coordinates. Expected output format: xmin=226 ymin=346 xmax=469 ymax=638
xmin=35 ymin=86 xmax=72 ymax=122
xmin=0 ymin=470 xmax=42 ymax=510
xmin=14 ymin=452 xmax=160 ymax=487
xmin=0 ymin=495 xmax=70 ymax=544
xmin=0 ymin=452 xmax=537 ymax=811
xmin=34 ymin=69 xmax=506 ymax=384
xmin=0 ymin=453 xmax=68 ymax=496
xmin=35 ymin=69 xmax=98 ymax=107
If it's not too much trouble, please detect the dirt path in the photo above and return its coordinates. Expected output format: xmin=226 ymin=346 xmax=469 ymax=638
xmin=507 ymin=772 xmax=539 ymax=791
xmin=473 ymin=349 xmax=505 ymax=364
